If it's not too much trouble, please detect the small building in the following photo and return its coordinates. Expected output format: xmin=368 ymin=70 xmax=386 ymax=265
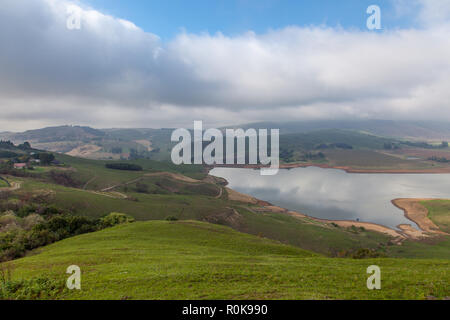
xmin=14 ymin=163 xmax=27 ymax=169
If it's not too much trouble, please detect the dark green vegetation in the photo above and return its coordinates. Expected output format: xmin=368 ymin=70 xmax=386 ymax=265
xmin=105 ymin=163 xmax=143 ymax=171
xmin=0 ymin=178 xmax=8 ymax=188
xmin=1 ymin=221 xmax=448 ymax=300
xmin=0 ymin=207 xmax=134 ymax=262
xmin=428 ymin=156 xmax=450 ymax=163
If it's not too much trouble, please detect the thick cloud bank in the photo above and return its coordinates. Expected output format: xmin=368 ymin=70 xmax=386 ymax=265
xmin=0 ymin=0 xmax=449 ymax=130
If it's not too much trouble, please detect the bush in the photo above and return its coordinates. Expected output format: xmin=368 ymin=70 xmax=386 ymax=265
xmin=0 ymin=275 xmax=65 ymax=300
xmin=38 ymin=153 xmax=55 ymax=165
xmin=105 ymin=163 xmax=143 ymax=171
xmin=0 ymin=212 xmax=21 ymax=232
xmin=335 ymin=248 xmax=386 ymax=259
xmin=101 ymin=212 xmax=135 ymax=228
xmin=0 ymin=151 xmax=19 ymax=158
xmin=135 ymin=182 xmax=149 ymax=193
xmin=166 ymin=216 xmax=179 ymax=221
xmin=0 ymin=207 xmax=135 ymax=262
xmin=49 ymin=170 xmax=81 ymax=188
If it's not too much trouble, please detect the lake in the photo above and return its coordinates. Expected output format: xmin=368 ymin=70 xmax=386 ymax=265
xmin=210 ymin=167 xmax=450 ymax=229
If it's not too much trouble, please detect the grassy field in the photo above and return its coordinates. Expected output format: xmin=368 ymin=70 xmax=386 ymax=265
xmin=12 ymin=177 xmax=399 ymax=257
xmin=53 ymin=154 xmax=206 ymax=190
xmin=0 ymin=178 xmax=8 ymax=188
xmin=386 ymin=200 xmax=450 ymax=259
xmin=4 ymin=176 xmax=449 ymax=259
xmin=324 ymin=150 xmax=438 ymax=170
xmin=1 ymin=154 xmax=449 ymax=300
xmin=422 ymin=200 xmax=450 ymax=234
xmin=1 ymin=221 xmax=448 ymax=300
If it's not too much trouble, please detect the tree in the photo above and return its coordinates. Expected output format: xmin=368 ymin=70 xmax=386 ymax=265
xmin=135 ymin=182 xmax=149 ymax=193
xmin=18 ymin=142 xmax=31 ymax=150
xmin=441 ymin=141 xmax=449 ymax=148
xmin=38 ymin=153 xmax=55 ymax=165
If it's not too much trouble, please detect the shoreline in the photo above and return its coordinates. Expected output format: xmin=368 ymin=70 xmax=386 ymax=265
xmin=210 ymin=163 xmax=450 ymax=174
xmin=392 ymin=199 xmax=448 ymax=237
xmin=217 ymin=175 xmax=448 ymax=240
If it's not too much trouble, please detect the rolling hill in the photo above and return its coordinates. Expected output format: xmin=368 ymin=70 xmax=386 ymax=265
xmin=1 ymin=150 xmax=449 ymax=300
xmin=239 ymin=120 xmax=450 ymax=141
xmin=2 ymin=221 xmax=449 ymax=300
xmin=0 ymin=126 xmax=171 ymax=160
xmin=2 ymin=121 xmax=450 ymax=163
xmin=1 ymin=153 xmax=449 ymax=260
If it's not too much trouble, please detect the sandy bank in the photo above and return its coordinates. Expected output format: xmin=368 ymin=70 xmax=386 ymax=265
xmin=392 ymin=199 xmax=448 ymax=237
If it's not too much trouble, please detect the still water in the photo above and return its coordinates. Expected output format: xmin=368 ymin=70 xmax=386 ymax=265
xmin=210 ymin=167 xmax=450 ymax=229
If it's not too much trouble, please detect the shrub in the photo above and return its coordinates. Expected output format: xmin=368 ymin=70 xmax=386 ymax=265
xmin=0 ymin=208 xmax=135 ymax=262
xmin=49 ymin=170 xmax=81 ymax=188
xmin=166 ymin=216 xmax=179 ymax=221
xmin=0 ymin=275 xmax=65 ymax=300
xmin=0 ymin=212 xmax=21 ymax=231
xmin=0 ymin=151 xmax=18 ymax=158
xmin=105 ymin=163 xmax=143 ymax=171
xmin=100 ymin=212 xmax=135 ymax=228
xmin=135 ymin=182 xmax=149 ymax=193
xmin=335 ymin=248 xmax=386 ymax=259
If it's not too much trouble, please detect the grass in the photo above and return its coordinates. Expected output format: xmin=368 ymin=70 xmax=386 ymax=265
xmin=9 ymin=177 xmax=450 ymax=259
xmin=325 ymin=150 xmax=436 ymax=170
xmin=53 ymin=154 xmax=206 ymax=190
xmin=2 ymin=221 xmax=448 ymax=300
xmin=0 ymin=178 xmax=8 ymax=188
xmin=1 ymin=157 xmax=449 ymax=300
xmin=386 ymin=200 xmax=450 ymax=259
xmin=422 ymin=200 xmax=450 ymax=233
xmin=14 ymin=178 xmax=399 ymax=257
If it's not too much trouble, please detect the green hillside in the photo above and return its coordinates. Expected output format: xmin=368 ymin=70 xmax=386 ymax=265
xmin=10 ymin=177 xmax=393 ymax=257
xmin=1 ymin=221 xmax=448 ymax=300
xmin=239 ymin=120 xmax=450 ymax=140
xmin=2 ymin=155 xmax=449 ymax=260
xmin=280 ymin=129 xmax=394 ymax=151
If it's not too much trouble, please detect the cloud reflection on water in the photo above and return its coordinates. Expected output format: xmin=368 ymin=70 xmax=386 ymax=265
xmin=211 ymin=167 xmax=450 ymax=229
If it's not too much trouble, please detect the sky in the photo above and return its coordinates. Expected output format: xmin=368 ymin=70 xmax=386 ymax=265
xmin=83 ymin=0 xmax=410 ymax=39
xmin=0 ymin=0 xmax=450 ymax=131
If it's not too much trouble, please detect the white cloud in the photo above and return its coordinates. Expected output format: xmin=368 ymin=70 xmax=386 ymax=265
xmin=0 ymin=0 xmax=449 ymax=131
xmin=395 ymin=0 xmax=450 ymax=26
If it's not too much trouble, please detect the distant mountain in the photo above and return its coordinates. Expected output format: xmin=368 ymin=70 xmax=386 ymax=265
xmin=237 ymin=120 xmax=450 ymax=141
xmin=0 ymin=126 xmax=170 ymax=160
xmin=0 ymin=125 xmax=105 ymax=144
xmin=2 ymin=120 xmax=449 ymax=161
